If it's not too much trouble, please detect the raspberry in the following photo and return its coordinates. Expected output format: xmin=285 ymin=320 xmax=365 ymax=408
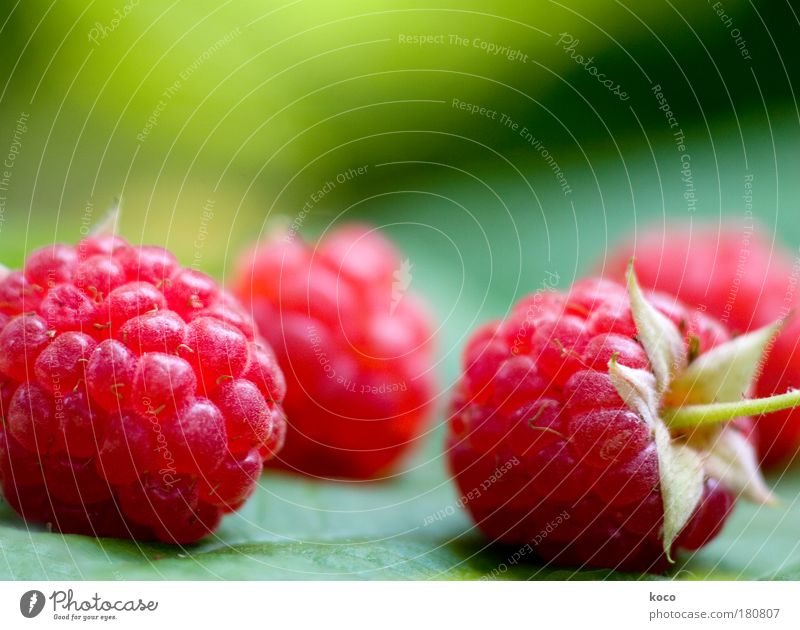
xmin=448 ymin=271 xmax=783 ymax=572
xmin=233 ymin=224 xmax=436 ymax=478
xmin=0 ymin=230 xmax=286 ymax=544
xmin=200 ymin=448 xmax=263 ymax=510
xmin=603 ymin=224 xmax=800 ymax=465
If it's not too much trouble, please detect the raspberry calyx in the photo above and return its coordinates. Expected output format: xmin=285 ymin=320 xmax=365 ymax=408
xmin=613 ymin=264 xmax=791 ymax=558
xmin=602 ymin=223 xmax=800 ymax=466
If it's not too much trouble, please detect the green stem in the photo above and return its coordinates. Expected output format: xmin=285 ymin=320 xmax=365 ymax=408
xmin=663 ymin=389 xmax=800 ymax=429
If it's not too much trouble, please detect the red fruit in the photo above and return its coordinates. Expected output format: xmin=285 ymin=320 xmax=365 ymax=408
xmin=98 ymin=281 xmax=166 ymax=336
xmin=0 ymin=271 xmax=42 ymax=314
xmin=448 ymin=275 xmax=773 ymax=572
xmin=95 ymin=411 xmax=154 ymax=486
xmin=163 ymin=268 xmax=219 ymax=318
xmin=259 ymin=406 xmax=287 ymax=461
xmin=0 ymin=232 xmax=286 ymax=544
xmin=189 ymin=293 xmax=256 ymax=341
xmin=232 ymin=224 xmax=436 ymax=478
xmin=241 ymin=343 xmax=287 ymax=403
xmin=40 ymin=284 xmax=97 ymax=332
xmin=7 ymin=383 xmax=58 ymax=455
xmin=152 ymin=501 xmax=221 ymax=544
xmin=44 ymin=455 xmax=112 ymax=505
xmin=118 ymin=474 xmax=199 ymax=528
xmin=57 ymin=390 xmax=108 ymax=458
xmin=78 ymin=234 xmax=128 ymax=259
xmin=567 ymin=409 xmax=651 ymax=468
xmin=0 ymin=429 xmax=46 ymax=487
xmin=603 ymin=223 xmax=800 ymax=466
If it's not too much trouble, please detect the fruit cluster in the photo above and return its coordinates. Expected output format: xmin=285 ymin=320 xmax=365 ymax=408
xmin=0 ymin=233 xmax=286 ymax=543
xmin=1 ymin=215 xmax=798 ymax=577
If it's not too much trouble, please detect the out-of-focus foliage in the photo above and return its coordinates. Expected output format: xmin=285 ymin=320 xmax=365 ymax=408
xmin=1 ymin=0 xmax=797 ymax=265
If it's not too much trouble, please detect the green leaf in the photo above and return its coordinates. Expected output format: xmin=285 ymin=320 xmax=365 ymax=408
xmin=0 ymin=467 xmax=659 ymax=581
xmin=4 ymin=462 xmax=800 ymax=580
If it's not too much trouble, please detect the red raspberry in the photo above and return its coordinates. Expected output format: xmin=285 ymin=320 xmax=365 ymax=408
xmin=233 ymin=224 xmax=436 ymax=478
xmin=448 ymin=272 xmax=779 ymax=572
xmin=0 ymin=232 xmax=286 ymax=544
xmin=602 ymin=224 xmax=800 ymax=466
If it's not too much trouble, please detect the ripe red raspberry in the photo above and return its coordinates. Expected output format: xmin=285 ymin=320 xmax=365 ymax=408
xmin=448 ymin=271 xmax=783 ymax=572
xmin=0 ymin=230 xmax=286 ymax=544
xmin=233 ymin=224 xmax=436 ymax=478
xmin=602 ymin=224 xmax=800 ymax=466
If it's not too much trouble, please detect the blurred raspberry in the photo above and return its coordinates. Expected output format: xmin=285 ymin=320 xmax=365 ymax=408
xmin=233 ymin=224 xmax=436 ymax=478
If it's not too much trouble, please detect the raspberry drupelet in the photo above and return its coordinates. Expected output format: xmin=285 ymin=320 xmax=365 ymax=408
xmin=0 ymin=229 xmax=287 ymax=544
xmin=233 ymin=224 xmax=436 ymax=479
xmin=448 ymin=271 xmax=790 ymax=572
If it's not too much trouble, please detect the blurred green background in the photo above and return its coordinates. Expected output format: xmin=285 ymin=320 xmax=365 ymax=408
xmin=2 ymin=0 xmax=800 ymax=580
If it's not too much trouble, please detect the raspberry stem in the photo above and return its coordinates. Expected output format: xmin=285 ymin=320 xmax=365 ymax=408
xmin=662 ymin=389 xmax=800 ymax=429
xmin=90 ymin=201 xmax=120 ymax=236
